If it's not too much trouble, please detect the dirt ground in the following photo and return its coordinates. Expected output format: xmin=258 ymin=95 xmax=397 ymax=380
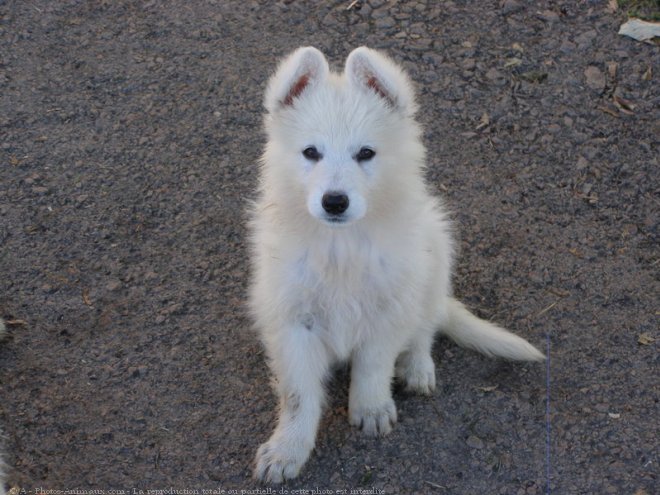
xmin=0 ymin=1 xmax=657 ymax=493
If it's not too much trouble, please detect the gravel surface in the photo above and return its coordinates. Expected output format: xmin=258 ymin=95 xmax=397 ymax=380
xmin=0 ymin=1 xmax=658 ymax=494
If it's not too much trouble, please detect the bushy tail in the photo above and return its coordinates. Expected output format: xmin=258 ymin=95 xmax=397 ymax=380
xmin=441 ymin=298 xmax=545 ymax=361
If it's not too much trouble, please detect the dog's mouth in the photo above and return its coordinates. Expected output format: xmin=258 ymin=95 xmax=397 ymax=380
xmin=322 ymin=214 xmax=350 ymax=226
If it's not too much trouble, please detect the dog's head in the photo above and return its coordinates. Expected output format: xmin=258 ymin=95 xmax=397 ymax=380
xmin=262 ymin=47 xmax=424 ymax=227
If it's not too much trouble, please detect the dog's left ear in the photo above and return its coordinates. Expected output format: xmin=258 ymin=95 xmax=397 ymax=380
xmin=345 ymin=47 xmax=417 ymax=116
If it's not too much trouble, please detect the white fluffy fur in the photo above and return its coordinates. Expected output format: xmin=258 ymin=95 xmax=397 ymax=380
xmin=250 ymin=46 xmax=544 ymax=483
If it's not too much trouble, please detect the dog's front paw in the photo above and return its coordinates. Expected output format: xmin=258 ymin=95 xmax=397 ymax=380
xmin=397 ymin=353 xmax=436 ymax=395
xmin=349 ymin=398 xmax=397 ymax=436
xmin=254 ymin=436 xmax=310 ymax=483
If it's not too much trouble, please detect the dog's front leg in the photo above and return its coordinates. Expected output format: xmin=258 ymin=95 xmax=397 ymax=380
xmin=348 ymin=342 xmax=398 ymax=436
xmin=254 ymin=323 xmax=329 ymax=483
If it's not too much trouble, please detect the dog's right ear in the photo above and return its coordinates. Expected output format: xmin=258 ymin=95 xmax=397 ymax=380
xmin=265 ymin=47 xmax=329 ymax=113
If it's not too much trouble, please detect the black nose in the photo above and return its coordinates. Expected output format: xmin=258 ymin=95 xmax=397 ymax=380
xmin=322 ymin=192 xmax=349 ymax=215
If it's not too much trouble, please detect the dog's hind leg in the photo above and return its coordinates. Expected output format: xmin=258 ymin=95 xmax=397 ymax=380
xmin=254 ymin=323 xmax=331 ymax=483
xmin=395 ymin=324 xmax=437 ymax=395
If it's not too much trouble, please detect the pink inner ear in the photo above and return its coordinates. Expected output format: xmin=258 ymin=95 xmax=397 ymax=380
xmin=283 ymin=74 xmax=310 ymax=106
xmin=367 ymin=75 xmax=395 ymax=107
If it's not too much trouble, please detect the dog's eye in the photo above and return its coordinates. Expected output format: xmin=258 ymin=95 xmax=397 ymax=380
xmin=356 ymin=147 xmax=376 ymax=162
xmin=302 ymin=146 xmax=322 ymax=161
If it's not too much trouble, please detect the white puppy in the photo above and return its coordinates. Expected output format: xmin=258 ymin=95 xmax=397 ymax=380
xmin=249 ymin=46 xmax=544 ymax=483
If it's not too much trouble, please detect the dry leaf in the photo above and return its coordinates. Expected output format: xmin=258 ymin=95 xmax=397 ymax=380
xmin=476 ymin=112 xmax=490 ymax=130
xmin=519 ymin=70 xmax=547 ymax=83
xmin=642 ymin=66 xmax=652 ymax=81
xmin=606 ymin=0 xmax=617 ymax=13
xmin=536 ymin=300 xmax=559 ymax=317
xmin=607 ymin=61 xmax=618 ymax=79
xmin=568 ymin=247 xmax=584 ymax=258
xmin=598 ymin=105 xmax=620 ymax=117
xmin=618 ymin=18 xmax=660 ymax=42
xmin=82 ymin=288 xmax=92 ymax=306
xmin=5 ymin=319 xmax=27 ymax=326
xmin=504 ymin=57 xmax=523 ymax=68
xmin=476 ymin=385 xmax=498 ymax=392
xmin=548 ymin=288 xmax=570 ymax=297
xmin=511 ymin=42 xmax=524 ymax=52
xmin=638 ymin=333 xmax=655 ymax=345
xmin=613 ymin=95 xmax=635 ymax=114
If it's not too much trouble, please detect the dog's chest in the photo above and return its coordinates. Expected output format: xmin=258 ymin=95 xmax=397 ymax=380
xmin=292 ymin=233 xmax=394 ymax=290
xmin=284 ymin=235 xmax=411 ymax=353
